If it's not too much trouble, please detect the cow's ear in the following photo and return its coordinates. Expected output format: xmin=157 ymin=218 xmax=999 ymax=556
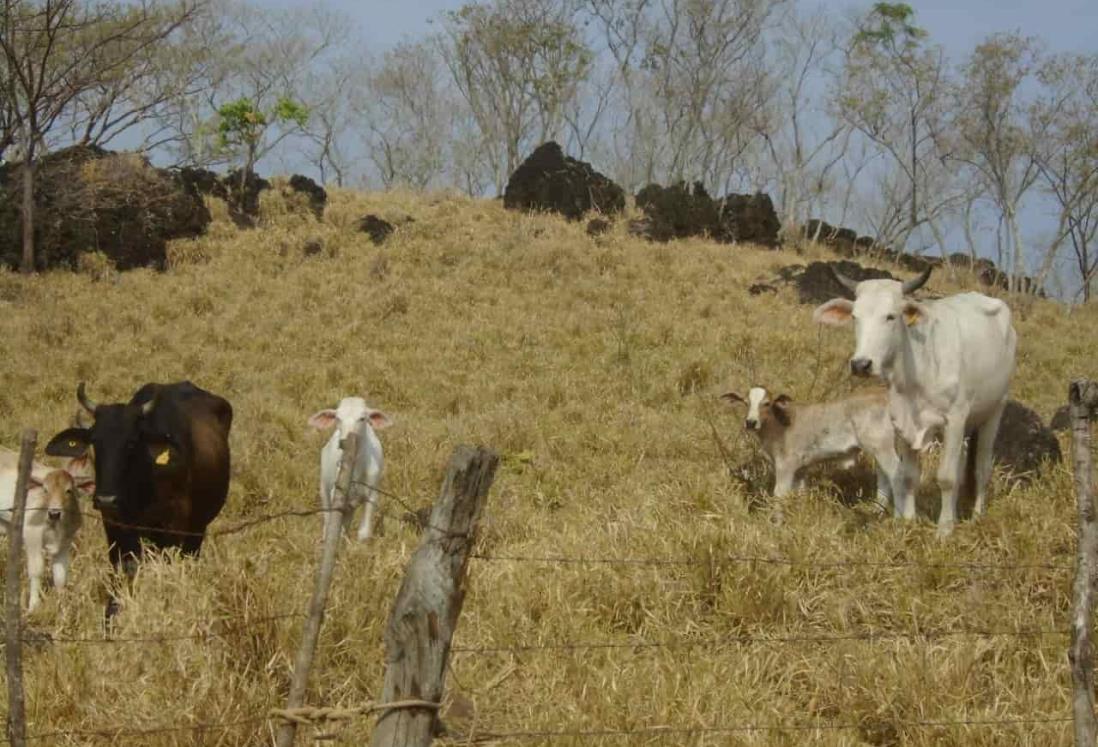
xmin=64 ymin=454 xmax=93 ymax=478
xmin=720 ymin=392 xmax=745 ymax=405
xmin=45 ymin=428 xmax=91 ymax=458
xmin=73 ymin=476 xmax=96 ymax=495
xmin=903 ymin=302 xmax=927 ymax=327
xmin=368 ymin=410 xmax=393 ymax=431
xmin=145 ymin=440 xmax=184 ymax=473
xmin=813 ymin=299 xmax=854 ymax=326
xmin=772 ymin=394 xmax=793 ymax=425
xmin=307 ymin=409 xmax=338 ymax=431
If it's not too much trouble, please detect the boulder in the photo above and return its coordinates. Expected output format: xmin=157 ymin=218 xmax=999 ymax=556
xmin=992 ymin=400 xmax=1062 ymax=482
xmin=222 ymin=169 xmax=271 ymax=224
xmin=633 ymin=181 xmax=721 ymax=242
xmin=719 ymin=193 xmax=781 ymax=247
xmin=1050 ymin=405 xmax=1072 ymax=432
xmin=586 ymin=217 xmax=612 ymax=237
xmin=0 ymin=145 xmax=210 ymax=271
xmin=792 ymin=260 xmax=896 ymax=305
xmin=357 ymin=215 xmax=394 ymax=245
xmin=288 ymin=174 xmax=327 ymax=220
xmin=503 ymin=141 xmax=624 ymax=220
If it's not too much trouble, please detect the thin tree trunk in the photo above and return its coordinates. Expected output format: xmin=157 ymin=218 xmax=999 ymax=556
xmin=1007 ymin=207 xmax=1025 ymax=294
xmin=20 ymin=154 xmax=34 ymax=274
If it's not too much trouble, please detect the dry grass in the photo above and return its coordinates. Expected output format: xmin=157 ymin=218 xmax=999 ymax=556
xmin=0 ymin=185 xmax=1093 ymax=745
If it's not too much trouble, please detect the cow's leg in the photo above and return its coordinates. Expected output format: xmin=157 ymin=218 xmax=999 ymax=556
xmin=104 ymin=527 xmax=142 ymax=624
xmin=24 ymin=529 xmax=44 ymax=612
xmin=772 ymin=463 xmax=795 ymax=497
xmin=871 ymin=449 xmax=898 ymax=514
xmin=936 ymin=415 xmax=969 ymax=537
xmin=973 ymin=402 xmax=1006 ymax=517
xmin=51 ymin=544 xmax=71 ymax=589
xmin=893 ymin=438 xmax=921 ymax=520
xmin=357 ymin=470 xmax=382 ymax=542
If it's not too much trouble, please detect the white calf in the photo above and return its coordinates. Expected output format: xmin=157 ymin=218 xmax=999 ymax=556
xmin=307 ymin=397 xmax=393 ymax=541
xmin=0 ymin=450 xmax=94 ymax=611
xmin=722 ymin=386 xmax=904 ymax=510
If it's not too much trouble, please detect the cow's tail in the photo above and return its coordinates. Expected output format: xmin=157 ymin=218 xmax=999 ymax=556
xmin=960 ymin=431 xmax=979 ymax=504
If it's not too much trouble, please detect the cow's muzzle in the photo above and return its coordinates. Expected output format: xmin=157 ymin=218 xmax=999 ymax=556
xmin=93 ymin=494 xmax=118 ymax=509
xmin=745 ymin=418 xmax=759 ymax=431
xmin=47 ymin=509 xmax=62 ymax=521
xmin=850 ymin=358 xmax=873 ymax=377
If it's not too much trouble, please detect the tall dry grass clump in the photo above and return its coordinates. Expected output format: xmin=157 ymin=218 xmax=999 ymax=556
xmin=0 ymin=186 xmax=1092 ymax=745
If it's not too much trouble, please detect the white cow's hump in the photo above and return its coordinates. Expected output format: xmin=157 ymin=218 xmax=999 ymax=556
xmin=930 ymin=291 xmax=1010 ymax=318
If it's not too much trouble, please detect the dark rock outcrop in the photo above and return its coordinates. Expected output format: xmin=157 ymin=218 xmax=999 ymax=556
xmin=288 ymin=174 xmax=327 ymax=219
xmin=719 ymin=193 xmax=781 ymax=247
xmin=632 ymin=182 xmax=781 ymax=247
xmin=992 ymin=400 xmax=1062 ymax=482
xmin=586 ymin=217 xmax=612 ymax=237
xmin=633 ymin=181 xmax=721 ymax=242
xmin=357 ymin=215 xmax=394 ymax=245
xmin=1050 ymin=405 xmax=1072 ymax=433
xmin=792 ymin=261 xmax=896 ymax=305
xmin=801 ymin=217 xmax=1044 ymax=294
xmin=0 ymin=145 xmax=210 ymax=271
xmin=503 ymin=141 xmax=624 ymax=220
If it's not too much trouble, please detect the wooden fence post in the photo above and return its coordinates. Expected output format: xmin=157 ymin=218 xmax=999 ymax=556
xmin=5 ymin=430 xmax=35 ymax=747
xmin=1070 ymin=379 xmax=1098 ymax=747
xmin=275 ymin=432 xmax=359 ymax=747
xmin=371 ymin=445 xmax=499 ymax=747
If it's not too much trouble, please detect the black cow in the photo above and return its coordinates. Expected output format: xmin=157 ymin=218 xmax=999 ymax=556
xmin=45 ymin=381 xmax=232 ymax=616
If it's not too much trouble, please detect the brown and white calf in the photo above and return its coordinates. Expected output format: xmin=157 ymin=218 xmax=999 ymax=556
xmin=721 ymin=386 xmax=907 ymax=511
xmin=0 ymin=449 xmax=93 ymax=611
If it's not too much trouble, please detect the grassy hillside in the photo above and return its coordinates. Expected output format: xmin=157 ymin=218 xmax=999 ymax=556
xmin=0 ymin=187 xmax=1092 ymax=745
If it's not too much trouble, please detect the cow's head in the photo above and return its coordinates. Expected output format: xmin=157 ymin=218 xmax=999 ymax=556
xmin=44 ymin=383 xmax=178 ymax=509
xmin=29 ymin=458 xmax=94 ymax=524
xmin=721 ymin=387 xmax=793 ymax=431
xmin=813 ymin=267 xmax=932 ymax=379
xmin=307 ymin=396 xmax=393 ymax=441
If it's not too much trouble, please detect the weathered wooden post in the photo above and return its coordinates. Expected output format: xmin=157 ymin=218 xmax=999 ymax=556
xmin=371 ymin=445 xmax=499 ymax=747
xmin=5 ymin=430 xmax=35 ymax=747
xmin=275 ymin=432 xmax=359 ymax=747
xmin=1070 ymin=379 xmax=1098 ymax=747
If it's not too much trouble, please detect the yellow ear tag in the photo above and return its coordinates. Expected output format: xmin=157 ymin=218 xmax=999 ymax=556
xmin=155 ymin=449 xmax=171 ymax=466
xmin=904 ymin=307 xmax=921 ymax=326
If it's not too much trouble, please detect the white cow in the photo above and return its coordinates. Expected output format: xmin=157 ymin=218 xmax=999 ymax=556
xmin=814 ymin=267 xmax=1017 ymax=536
xmin=307 ymin=397 xmax=393 ymax=541
xmin=0 ymin=449 xmax=94 ymax=611
xmin=722 ymin=385 xmax=902 ymax=510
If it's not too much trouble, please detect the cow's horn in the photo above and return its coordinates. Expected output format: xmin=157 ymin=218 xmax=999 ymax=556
xmin=76 ymin=382 xmax=97 ymax=414
xmin=829 ymin=265 xmax=860 ymax=294
xmin=902 ymin=267 xmax=932 ymax=295
xmin=141 ymin=393 xmax=157 ymax=416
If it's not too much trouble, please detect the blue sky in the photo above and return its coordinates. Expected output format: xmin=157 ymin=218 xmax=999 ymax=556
xmin=262 ymin=1 xmax=1098 ymax=57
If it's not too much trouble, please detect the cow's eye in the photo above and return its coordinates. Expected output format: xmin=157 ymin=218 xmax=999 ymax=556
xmin=886 ymin=314 xmax=896 ymax=322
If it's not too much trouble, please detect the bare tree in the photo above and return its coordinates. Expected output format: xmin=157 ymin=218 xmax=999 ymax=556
xmin=0 ymin=0 xmax=198 ymax=272
xmin=151 ymin=0 xmax=347 ymax=170
xmin=1030 ymin=53 xmax=1098 ymax=301
xmin=438 ymin=0 xmax=593 ymax=194
xmin=836 ymin=2 xmax=952 ymax=249
xmin=762 ymin=5 xmax=851 ymax=234
xmin=950 ymin=33 xmax=1044 ymax=291
xmin=362 ymin=41 xmax=452 ymax=190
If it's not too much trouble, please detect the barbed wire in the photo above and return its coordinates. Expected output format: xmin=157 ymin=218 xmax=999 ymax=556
xmin=25 ymin=612 xmax=303 ymax=646
xmin=22 ymin=715 xmax=270 ymax=743
xmin=437 ymin=715 xmax=1073 ymax=743
xmin=472 ymin=551 xmax=1071 ymax=573
xmin=451 ymin=627 xmax=1067 ymax=655
xmin=8 ymin=710 xmax=1073 ymax=744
